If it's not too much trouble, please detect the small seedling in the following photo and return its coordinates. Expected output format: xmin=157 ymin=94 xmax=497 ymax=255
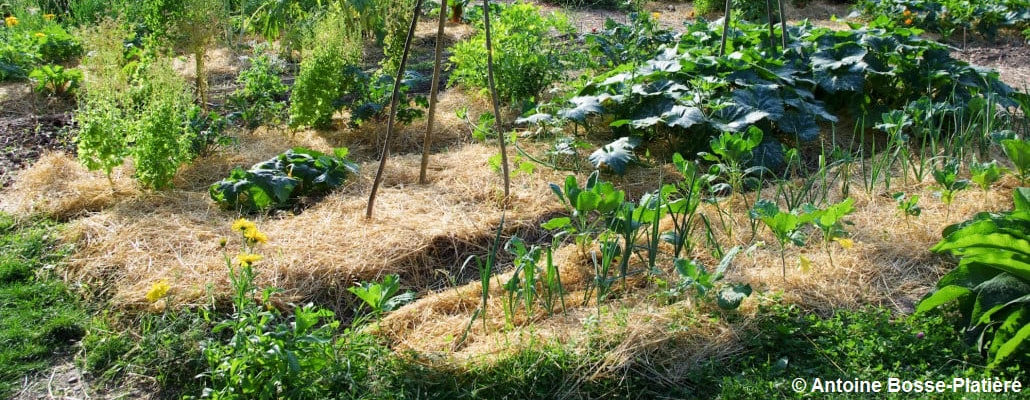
xmin=751 ymin=199 xmax=812 ymax=280
xmin=893 ymin=192 xmax=922 ymax=227
xmin=932 ymin=160 xmax=970 ymax=219
xmin=804 ymin=198 xmax=855 ymax=268
xmin=969 ymin=159 xmax=1005 ymax=192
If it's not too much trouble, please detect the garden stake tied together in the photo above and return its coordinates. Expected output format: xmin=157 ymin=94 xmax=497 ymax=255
xmin=368 ymin=0 xmax=512 ymax=219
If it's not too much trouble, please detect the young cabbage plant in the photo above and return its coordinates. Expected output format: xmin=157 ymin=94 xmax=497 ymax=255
xmin=751 ymin=199 xmax=812 ymax=280
xmin=662 ymin=153 xmax=705 ymax=259
xmin=543 ymin=171 xmax=625 ymax=254
xmin=970 ymin=159 xmax=1005 ymax=192
xmin=673 ymin=246 xmax=752 ymax=310
xmin=700 ymin=126 xmax=765 ymax=197
xmin=348 ymin=274 xmax=415 ymax=318
xmin=893 ymin=192 xmax=922 ymax=228
xmin=804 ymin=198 xmax=855 ymax=268
xmin=932 ymin=160 xmax=971 ymax=219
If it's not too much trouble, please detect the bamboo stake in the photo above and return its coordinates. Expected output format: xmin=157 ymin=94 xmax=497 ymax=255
xmin=420 ymin=0 xmax=449 ymax=184
xmin=720 ymin=0 xmax=732 ymax=56
xmin=366 ymin=0 xmax=423 ymax=219
xmin=778 ymin=0 xmax=788 ymax=49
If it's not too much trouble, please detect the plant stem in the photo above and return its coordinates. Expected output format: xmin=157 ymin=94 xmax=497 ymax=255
xmin=419 ymin=0 xmax=448 ymax=184
xmin=366 ymin=0 xmax=422 ymax=219
xmin=483 ymin=0 xmax=511 ymax=202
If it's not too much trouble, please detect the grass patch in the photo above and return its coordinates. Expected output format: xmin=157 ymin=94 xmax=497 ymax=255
xmin=0 ymin=213 xmax=86 ymax=397
xmin=699 ymin=301 xmax=1025 ymax=399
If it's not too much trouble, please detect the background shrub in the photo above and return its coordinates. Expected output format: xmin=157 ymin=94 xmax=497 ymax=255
xmin=448 ymin=2 xmax=577 ymax=103
xmin=288 ymin=7 xmax=362 ymax=129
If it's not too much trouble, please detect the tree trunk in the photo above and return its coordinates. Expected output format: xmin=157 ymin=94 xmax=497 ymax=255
xmin=451 ymin=1 xmax=463 ymax=23
xmin=483 ymin=0 xmax=511 ymax=201
xmin=366 ymin=0 xmax=423 ymax=219
xmin=420 ymin=0 xmax=448 ymax=184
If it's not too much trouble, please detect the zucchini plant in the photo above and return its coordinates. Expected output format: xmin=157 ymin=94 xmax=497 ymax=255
xmin=210 ymin=147 xmax=358 ymax=212
xmin=917 ymin=187 xmax=1030 ymax=369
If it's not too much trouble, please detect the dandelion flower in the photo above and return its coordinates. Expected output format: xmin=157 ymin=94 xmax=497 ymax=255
xmin=237 ymin=253 xmax=263 ymax=266
xmin=652 ymin=12 xmax=660 ymax=20
xmin=232 ymin=218 xmax=256 ymax=233
xmin=146 ymin=280 xmax=171 ymax=303
xmin=245 ymin=229 xmax=268 ymax=245
xmin=34 ymin=32 xmax=45 ymax=38
xmin=44 ymin=13 xmax=55 ymax=21
xmin=4 ymin=16 xmax=18 ymax=27
xmin=834 ymin=238 xmax=854 ymax=250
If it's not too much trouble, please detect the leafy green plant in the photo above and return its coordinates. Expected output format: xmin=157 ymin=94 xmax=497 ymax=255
xmin=209 ymin=147 xmax=358 ymax=212
xmin=130 ymin=60 xmax=197 ymax=189
xmin=228 ymin=47 xmax=287 ymax=128
xmin=751 ymin=199 xmax=812 ymax=279
xmin=672 ymin=246 xmax=754 ymax=310
xmin=893 ymin=192 xmax=922 ymax=227
xmin=917 ymin=187 xmax=1030 ymax=369
xmin=28 ymin=64 xmax=82 ymax=96
xmin=200 ymin=220 xmax=343 ymax=398
xmin=856 ymin=0 xmax=1030 ymax=41
xmin=525 ymin=18 xmax=1015 ymax=163
xmin=662 ymin=153 xmax=705 ymax=259
xmin=585 ymin=12 xmax=675 ymax=68
xmin=542 ymin=171 xmax=625 ymax=254
xmin=1002 ymin=138 xmax=1029 ymax=184
xmin=804 ymin=198 xmax=855 ymax=268
xmin=288 ymin=7 xmax=362 ymax=129
xmin=932 ymin=160 xmax=971 ymax=218
xmin=970 ymin=159 xmax=1006 ymax=192
xmin=701 ymin=126 xmax=766 ymax=196
xmin=349 ymin=274 xmax=415 ymax=317
xmin=449 ymin=2 xmax=577 ymax=103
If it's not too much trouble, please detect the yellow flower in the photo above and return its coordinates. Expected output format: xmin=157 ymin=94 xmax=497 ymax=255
xmin=44 ymin=13 xmax=55 ymax=21
xmin=244 ymin=229 xmax=268 ymax=244
xmin=237 ymin=253 xmax=263 ymax=266
xmin=232 ymin=218 xmax=256 ymax=233
xmin=146 ymin=280 xmax=171 ymax=303
xmin=652 ymin=12 xmax=660 ymax=20
xmin=904 ymin=18 xmax=913 ymax=25
xmin=4 ymin=16 xmax=18 ymax=27
xmin=834 ymin=238 xmax=854 ymax=250
xmin=34 ymin=32 xmax=45 ymax=39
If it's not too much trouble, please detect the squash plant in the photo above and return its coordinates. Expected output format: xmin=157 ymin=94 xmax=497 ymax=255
xmin=524 ymin=18 xmax=1014 ymax=166
xmin=917 ymin=187 xmax=1030 ymax=369
xmin=210 ymin=147 xmax=358 ymax=212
